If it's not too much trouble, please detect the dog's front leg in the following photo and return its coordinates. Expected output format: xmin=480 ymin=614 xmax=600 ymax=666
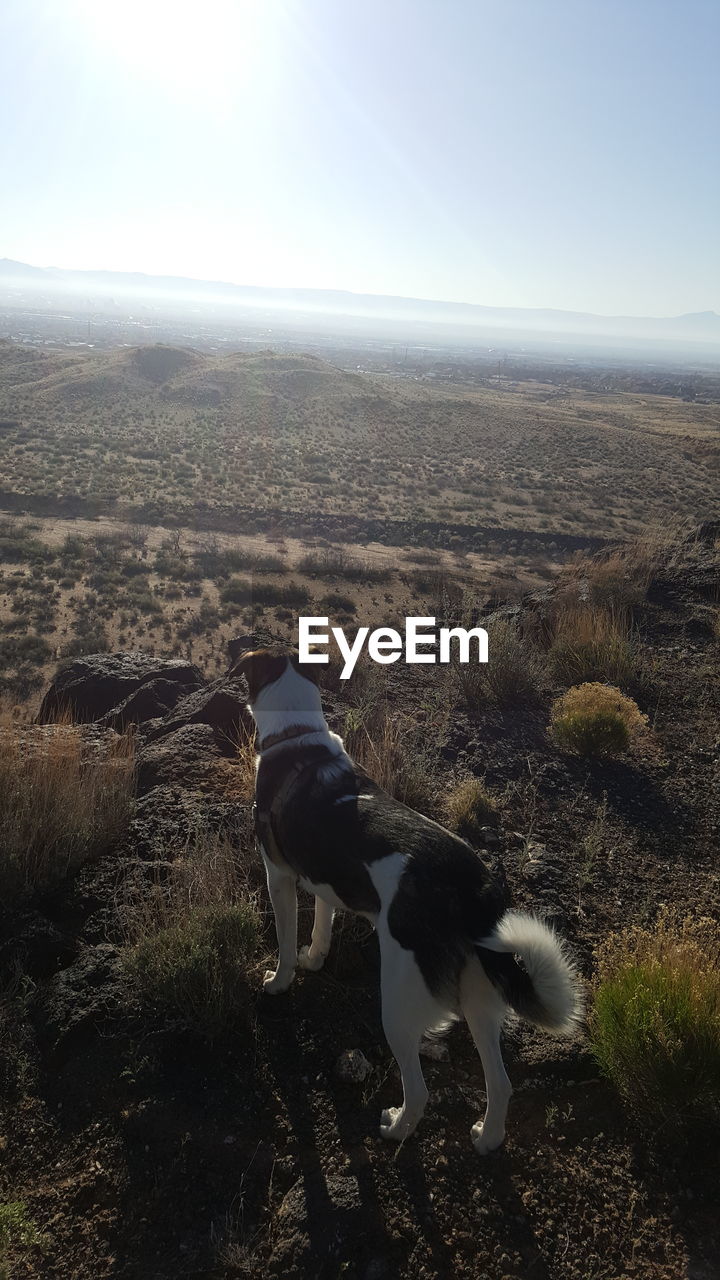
xmin=262 ymin=854 xmax=298 ymax=994
xmin=298 ymin=896 xmax=334 ymax=972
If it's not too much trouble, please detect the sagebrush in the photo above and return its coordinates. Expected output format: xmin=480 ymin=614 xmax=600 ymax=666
xmin=590 ymin=910 xmax=720 ymax=1135
xmin=549 ymin=683 xmax=647 ymax=757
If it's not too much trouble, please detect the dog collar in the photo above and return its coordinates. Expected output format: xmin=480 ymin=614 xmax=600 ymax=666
xmin=259 ymin=723 xmax=323 ymax=753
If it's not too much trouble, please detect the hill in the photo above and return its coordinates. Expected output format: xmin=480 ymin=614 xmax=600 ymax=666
xmin=1 ymin=341 xmax=718 ymax=545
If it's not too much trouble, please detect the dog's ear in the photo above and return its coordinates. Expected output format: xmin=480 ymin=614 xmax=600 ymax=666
xmin=229 ymin=648 xmax=289 ymax=701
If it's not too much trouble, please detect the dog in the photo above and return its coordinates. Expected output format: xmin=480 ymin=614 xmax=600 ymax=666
xmin=233 ymin=647 xmax=583 ymax=1153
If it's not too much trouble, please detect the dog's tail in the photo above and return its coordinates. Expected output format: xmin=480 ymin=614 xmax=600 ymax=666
xmin=475 ymin=910 xmax=583 ymax=1033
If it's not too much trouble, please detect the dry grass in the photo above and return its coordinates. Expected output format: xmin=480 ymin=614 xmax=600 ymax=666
xmin=119 ymin=827 xmax=261 ymax=1039
xmin=444 ymin=777 xmax=499 ymax=841
xmin=549 ymin=683 xmax=647 ymax=757
xmin=560 ymin=519 xmax=696 ymax=612
xmin=343 ymin=701 xmax=439 ymax=815
xmin=590 ymin=909 xmax=720 ymax=1135
xmin=452 ymin=618 xmax=546 ymax=709
xmin=548 ymin=603 xmax=637 ymax=687
xmin=0 ymin=716 xmax=134 ymax=900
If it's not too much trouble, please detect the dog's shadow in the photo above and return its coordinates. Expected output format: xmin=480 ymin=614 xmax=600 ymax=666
xmin=257 ymin=976 xmax=551 ymax=1278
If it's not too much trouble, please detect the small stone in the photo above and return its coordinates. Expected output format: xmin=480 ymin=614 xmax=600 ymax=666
xmin=335 ymin=1049 xmax=373 ymax=1083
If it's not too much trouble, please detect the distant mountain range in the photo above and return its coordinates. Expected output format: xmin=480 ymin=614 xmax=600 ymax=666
xmin=1 ymin=257 xmax=719 ymax=347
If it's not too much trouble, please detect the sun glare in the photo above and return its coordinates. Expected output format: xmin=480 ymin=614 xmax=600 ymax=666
xmin=74 ymin=0 xmax=269 ymax=102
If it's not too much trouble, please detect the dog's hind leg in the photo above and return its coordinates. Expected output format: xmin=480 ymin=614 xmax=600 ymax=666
xmin=298 ymin=896 xmax=334 ymax=972
xmin=262 ymin=851 xmax=298 ymax=995
xmin=378 ymin=937 xmax=441 ymax=1142
xmin=461 ymin=966 xmax=512 ymax=1154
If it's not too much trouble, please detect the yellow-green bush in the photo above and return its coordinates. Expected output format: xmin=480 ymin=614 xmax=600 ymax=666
xmin=549 ymin=683 xmax=646 ymax=757
xmin=590 ymin=911 xmax=720 ymax=1134
xmin=445 ymin=777 xmax=499 ymax=840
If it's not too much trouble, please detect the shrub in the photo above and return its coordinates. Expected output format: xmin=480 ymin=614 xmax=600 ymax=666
xmin=0 ymin=721 xmax=135 ymax=900
xmin=549 ymin=683 xmax=647 ymax=757
xmin=0 ymin=1201 xmax=47 ymax=1276
xmin=548 ymin=603 xmax=637 ymax=687
xmin=119 ymin=827 xmax=261 ymax=1038
xmin=590 ymin=910 xmax=720 ymax=1135
xmin=444 ymin=777 xmax=499 ymax=840
xmin=123 ymin=904 xmax=260 ymax=1041
xmin=453 ymin=618 xmax=545 ymax=709
xmin=319 ymin=591 xmax=357 ymax=613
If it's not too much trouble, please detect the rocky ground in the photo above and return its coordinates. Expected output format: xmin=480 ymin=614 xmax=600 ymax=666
xmin=1 ymin=536 xmax=719 ymax=1279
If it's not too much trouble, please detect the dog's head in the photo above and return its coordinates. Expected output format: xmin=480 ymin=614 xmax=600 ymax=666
xmin=229 ymin=646 xmax=321 ymax=710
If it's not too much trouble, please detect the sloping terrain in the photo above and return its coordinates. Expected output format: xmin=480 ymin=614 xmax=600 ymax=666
xmin=1 ymin=533 xmax=718 ymax=1279
xmin=0 ymin=342 xmax=718 ymax=541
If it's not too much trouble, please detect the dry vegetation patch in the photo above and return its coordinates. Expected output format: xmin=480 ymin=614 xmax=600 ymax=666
xmin=0 ymin=718 xmax=134 ymax=900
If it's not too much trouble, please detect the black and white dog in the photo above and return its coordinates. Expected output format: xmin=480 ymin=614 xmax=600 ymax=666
xmin=234 ymin=648 xmax=582 ymax=1154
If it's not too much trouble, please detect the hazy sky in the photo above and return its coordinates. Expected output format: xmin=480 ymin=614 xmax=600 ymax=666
xmin=1 ymin=0 xmax=718 ymax=315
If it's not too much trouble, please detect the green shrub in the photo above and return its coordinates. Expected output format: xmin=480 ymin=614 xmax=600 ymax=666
xmin=590 ymin=911 xmax=720 ymax=1134
xmin=549 ymin=682 xmax=646 ymax=757
xmin=0 ymin=1201 xmax=47 ymax=1276
xmin=123 ymin=904 xmax=260 ymax=1040
xmin=444 ymin=777 xmax=499 ymax=840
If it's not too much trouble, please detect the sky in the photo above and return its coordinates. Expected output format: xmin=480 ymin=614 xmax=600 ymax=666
xmin=1 ymin=0 xmax=718 ymax=317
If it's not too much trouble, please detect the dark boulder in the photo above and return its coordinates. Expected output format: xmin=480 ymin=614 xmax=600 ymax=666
xmin=136 ymin=722 xmax=228 ymax=794
xmin=126 ymin=784 xmax=252 ymax=861
xmin=142 ymin=678 xmax=253 ymax=748
xmin=98 ymin=677 xmax=190 ymax=731
xmin=33 ymin=943 xmax=124 ymax=1053
xmin=0 ymin=910 xmax=77 ymax=981
xmin=37 ymin=653 xmax=205 ymax=724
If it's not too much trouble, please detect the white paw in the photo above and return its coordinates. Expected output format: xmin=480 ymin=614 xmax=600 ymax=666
xmin=380 ymin=1107 xmax=415 ymax=1142
xmin=298 ymin=944 xmax=326 ymax=972
xmin=263 ymin=968 xmax=294 ymax=995
xmin=471 ymin=1121 xmax=505 ymax=1155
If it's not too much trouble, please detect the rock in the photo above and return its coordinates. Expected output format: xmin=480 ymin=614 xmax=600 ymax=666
xmin=522 ymin=843 xmax=563 ymax=886
xmin=126 ymin=784 xmax=252 ymax=863
xmin=142 ymin=678 xmax=253 ymax=747
xmin=34 ymin=943 xmax=124 ymax=1052
xmin=335 ymin=1048 xmax=373 ymax=1083
xmin=98 ymin=677 xmax=190 ymax=730
xmin=478 ymin=826 xmax=501 ymax=849
xmin=37 ymin=653 xmax=204 ymax=724
xmin=135 ymin=723 xmax=227 ymax=794
xmin=0 ymin=911 xmax=77 ymax=980
xmin=227 ymin=627 xmax=282 ymax=667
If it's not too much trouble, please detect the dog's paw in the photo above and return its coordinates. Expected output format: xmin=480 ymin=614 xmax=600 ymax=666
xmin=298 ymin=944 xmax=326 ymax=972
xmin=470 ymin=1121 xmax=505 ymax=1156
xmin=380 ymin=1107 xmax=415 ymax=1143
xmin=263 ymin=968 xmax=294 ymax=995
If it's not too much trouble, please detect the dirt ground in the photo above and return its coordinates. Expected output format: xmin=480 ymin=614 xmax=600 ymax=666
xmin=1 ymin=536 xmax=719 ymax=1279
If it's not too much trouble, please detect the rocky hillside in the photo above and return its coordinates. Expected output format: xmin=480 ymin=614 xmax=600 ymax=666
xmin=0 ymin=531 xmax=719 ymax=1279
